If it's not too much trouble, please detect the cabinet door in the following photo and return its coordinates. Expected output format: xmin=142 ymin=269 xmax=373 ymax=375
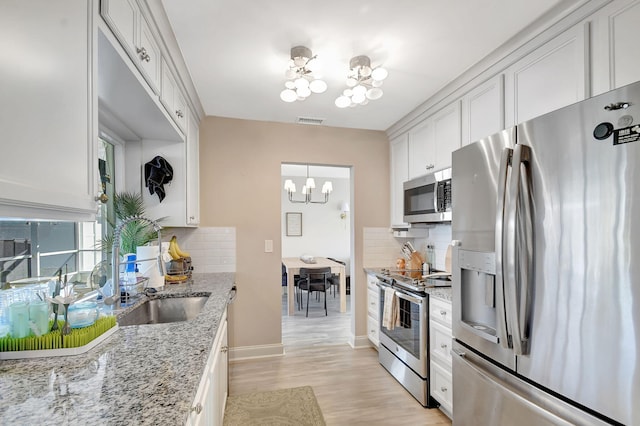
xmin=591 ymin=0 xmax=640 ymax=94
xmin=137 ymin=16 xmax=161 ymax=94
xmin=186 ymin=114 xmax=200 ymax=226
xmin=101 ymin=0 xmax=138 ymax=57
xmin=505 ymin=24 xmax=588 ymax=126
xmin=0 ymin=0 xmax=97 ymax=220
xmin=161 ymin=60 xmax=176 ymax=115
xmin=432 ymin=101 xmax=461 ymax=170
xmin=390 ymin=135 xmax=409 ymax=226
xmin=462 ymin=75 xmax=504 ymax=145
xmin=431 ymin=361 xmax=453 ymax=416
xmin=211 ymin=318 xmax=228 ymax=425
xmin=408 ymin=120 xmax=434 ymax=179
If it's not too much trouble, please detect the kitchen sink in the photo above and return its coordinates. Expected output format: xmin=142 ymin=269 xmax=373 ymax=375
xmin=118 ymin=296 xmax=209 ymax=326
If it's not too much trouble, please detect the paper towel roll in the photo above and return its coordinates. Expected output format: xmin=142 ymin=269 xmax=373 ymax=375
xmin=136 ymin=245 xmax=164 ymax=288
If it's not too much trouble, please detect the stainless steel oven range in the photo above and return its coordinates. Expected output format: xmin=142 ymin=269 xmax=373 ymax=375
xmin=375 ymin=270 xmax=442 ymax=407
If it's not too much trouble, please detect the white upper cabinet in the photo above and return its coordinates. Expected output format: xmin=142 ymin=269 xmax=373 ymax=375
xmin=101 ymin=0 xmax=160 ymax=94
xmin=390 ymin=135 xmax=409 ymax=226
xmin=0 ymin=0 xmax=98 ymax=220
xmin=432 ymin=101 xmax=461 ymax=170
xmin=186 ymin=114 xmax=200 ymax=226
xmin=461 ymin=75 xmax=504 ymax=145
xmin=504 ymin=24 xmax=588 ymax=126
xmin=161 ymin=59 xmax=188 ymax=132
xmin=408 ymin=120 xmax=433 ymax=179
xmin=591 ymin=0 xmax=640 ymax=94
xmin=408 ymin=101 xmax=461 ymax=180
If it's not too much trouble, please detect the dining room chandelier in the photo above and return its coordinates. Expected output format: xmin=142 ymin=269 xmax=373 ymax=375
xmin=283 ymin=165 xmax=333 ymax=204
xmin=280 ymin=46 xmax=327 ymax=103
xmin=335 ymin=55 xmax=388 ymax=108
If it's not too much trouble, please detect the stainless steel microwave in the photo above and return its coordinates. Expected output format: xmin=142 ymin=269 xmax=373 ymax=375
xmin=403 ymin=167 xmax=452 ymax=223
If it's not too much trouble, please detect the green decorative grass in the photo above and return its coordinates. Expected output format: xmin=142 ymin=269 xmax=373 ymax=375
xmin=0 ymin=316 xmax=117 ymax=352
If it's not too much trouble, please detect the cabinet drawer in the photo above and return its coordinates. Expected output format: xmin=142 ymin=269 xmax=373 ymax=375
xmin=431 ymin=360 xmax=453 ymax=415
xmin=367 ymin=315 xmax=379 ymax=347
xmin=367 ymin=289 xmax=379 ymax=317
xmin=430 ymin=297 xmax=452 ymax=327
xmin=430 ymin=320 xmax=452 ymax=365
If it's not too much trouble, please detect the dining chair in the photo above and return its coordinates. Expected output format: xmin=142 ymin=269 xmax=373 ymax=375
xmin=326 ymin=258 xmax=345 ymax=297
xmin=297 ymin=267 xmax=332 ymax=317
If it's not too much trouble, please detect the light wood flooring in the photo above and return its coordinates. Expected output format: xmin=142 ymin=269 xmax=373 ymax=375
xmin=228 ymin=289 xmax=452 ymax=425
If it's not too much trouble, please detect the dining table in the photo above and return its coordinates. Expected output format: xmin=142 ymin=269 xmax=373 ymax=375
xmin=281 ymin=257 xmax=347 ymax=316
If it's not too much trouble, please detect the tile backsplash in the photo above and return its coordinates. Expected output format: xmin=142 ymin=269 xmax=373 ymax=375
xmin=413 ymin=224 xmax=452 ymax=271
xmin=165 ymin=227 xmax=236 ymax=273
xmin=363 ymin=227 xmax=403 ymax=268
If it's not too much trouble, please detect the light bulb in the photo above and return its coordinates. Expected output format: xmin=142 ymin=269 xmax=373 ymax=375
xmin=335 ymin=96 xmax=350 ymax=108
xmin=346 ymin=77 xmax=357 ymax=87
xmin=280 ymin=89 xmax=297 ymax=102
xmin=309 ymin=79 xmax=327 ymax=94
xmin=360 ymin=66 xmax=372 ymax=77
xmin=343 ymin=89 xmax=353 ymax=97
xmin=296 ymin=86 xmax=311 ymax=98
xmin=372 ymin=67 xmax=388 ymax=81
xmin=372 ymin=79 xmax=383 ymax=88
xmin=352 ymin=93 xmax=366 ymax=104
xmin=293 ymin=56 xmax=307 ymax=67
xmin=294 ymin=77 xmax=309 ymax=89
xmin=285 ymin=81 xmax=296 ymax=89
xmin=285 ymin=69 xmax=297 ymax=79
xmin=353 ymin=85 xmax=366 ymax=96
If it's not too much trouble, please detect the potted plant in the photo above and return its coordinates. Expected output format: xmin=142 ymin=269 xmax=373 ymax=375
xmin=101 ymin=191 xmax=159 ymax=254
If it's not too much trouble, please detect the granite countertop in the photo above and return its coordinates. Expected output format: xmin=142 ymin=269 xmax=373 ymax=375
xmin=0 ymin=273 xmax=235 ymax=426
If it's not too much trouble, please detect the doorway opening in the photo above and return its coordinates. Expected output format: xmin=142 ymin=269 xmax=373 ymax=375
xmin=280 ymin=163 xmax=353 ymax=349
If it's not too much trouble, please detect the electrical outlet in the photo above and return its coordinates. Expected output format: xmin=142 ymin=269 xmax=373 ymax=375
xmin=264 ymin=240 xmax=273 ymax=253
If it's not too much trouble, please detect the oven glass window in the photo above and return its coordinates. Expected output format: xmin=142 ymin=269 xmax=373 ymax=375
xmin=404 ymin=184 xmax=435 ymax=216
xmin=379 ymin=293 xmax=422 ymax=358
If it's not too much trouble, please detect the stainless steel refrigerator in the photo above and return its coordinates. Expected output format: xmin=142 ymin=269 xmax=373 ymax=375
xmin=451 ymin=80 xmax=640 ymax=425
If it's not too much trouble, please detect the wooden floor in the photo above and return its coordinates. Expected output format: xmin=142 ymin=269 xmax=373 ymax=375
xmin=228 ymin=289 xmax=452 ymax=425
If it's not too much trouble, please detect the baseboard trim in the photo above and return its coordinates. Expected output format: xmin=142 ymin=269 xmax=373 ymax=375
xmin=229 ymin=343 xmax=285 ymax=361
xmin=350 ymin=334 xmax=375 ymax=349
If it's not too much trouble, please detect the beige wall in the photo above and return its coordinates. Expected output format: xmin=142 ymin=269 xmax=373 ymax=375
xmin=199 ymin=116 xmax=390 ymax=351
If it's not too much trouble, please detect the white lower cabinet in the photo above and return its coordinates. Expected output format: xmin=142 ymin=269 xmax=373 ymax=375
xmin=429 ymin=296 xmax=452 ymax=418
xmin=367 ymin=274 xmax=380 ymax=347
xmin=187 ymin=309 xmax=228 ymax=426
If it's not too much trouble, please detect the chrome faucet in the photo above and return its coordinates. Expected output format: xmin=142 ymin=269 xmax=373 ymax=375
xmin=110 ymin=216 xmax=163 ymax=306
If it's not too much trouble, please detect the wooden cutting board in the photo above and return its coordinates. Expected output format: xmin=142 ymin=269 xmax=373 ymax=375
xmin=409 ymin=251 xmax=424 ymax=278
xmin=444 ymin=244 xmax=452 ymax=273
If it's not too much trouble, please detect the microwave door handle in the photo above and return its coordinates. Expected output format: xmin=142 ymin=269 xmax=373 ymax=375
xmin=434 ymin=182 xmax=439 ymax=213
xmin=495 ymin=147 xmax=512 ymax=350
xmin=505 ymin=144 xmax=532 ymax=356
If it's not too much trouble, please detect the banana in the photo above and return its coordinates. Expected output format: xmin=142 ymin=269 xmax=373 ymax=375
xmin=168 ymin=236 xmax=181 ymax=260
xmin=173 ymin=237 xmax=190 ymax=258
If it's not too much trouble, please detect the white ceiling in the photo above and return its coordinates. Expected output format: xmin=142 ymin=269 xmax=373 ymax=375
xmin=161 ymin=0 xmax=572 ymax=131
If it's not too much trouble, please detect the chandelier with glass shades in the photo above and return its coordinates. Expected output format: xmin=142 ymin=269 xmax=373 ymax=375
xmin=335 ymin=55 xmax=388 ymax=108
xmin=283 ymin=165 xmax=333 ymax=204
xmin=280 ymin=46 xmax=328 ymax=103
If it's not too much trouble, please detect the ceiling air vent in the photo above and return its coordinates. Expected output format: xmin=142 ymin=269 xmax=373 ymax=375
xmin=296 ymin=116 xmax=324 ymax=126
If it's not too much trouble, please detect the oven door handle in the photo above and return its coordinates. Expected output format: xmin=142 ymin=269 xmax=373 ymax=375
xmin=376 ymin=281 xmax=424 ymax=305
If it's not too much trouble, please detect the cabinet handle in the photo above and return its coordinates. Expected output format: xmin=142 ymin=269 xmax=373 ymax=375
xmin=189 ymin=216 xmax=195 ymax=221
xmin=221 ymin=345 xmax=229 ymax=353
xmin=176 ymin=110 xmax=184 ymax=118
xmin=440 ymin=343 xmax=448 ymax=349
xmin=426 ymin=164 xmax=435 ymax=170
xmin=95 ymin=193 xmax=108 ymax=204
xmin=440 ymin=386 xmax=448 ymax=393
xmin=440 ymin=310 xmax=447 ymax=316
xmin=191 ymin=403 xmax=202 ymax=415
xmin=136 ymin=46 xmax=151 ymax=62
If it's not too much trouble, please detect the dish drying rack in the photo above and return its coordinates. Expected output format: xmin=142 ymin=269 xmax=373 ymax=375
xmin=166 ymin=257 xmax=193 ymax=279
xmin=119 ymin=276 xmax=148 ymax=305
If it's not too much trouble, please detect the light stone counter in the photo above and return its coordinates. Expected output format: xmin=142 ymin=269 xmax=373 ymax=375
xmin=0 ymin=273 xmax=235 ymax=425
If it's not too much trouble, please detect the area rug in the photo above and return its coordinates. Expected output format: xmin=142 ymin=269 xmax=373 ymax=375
xmin=224 ymin=386 xmax=326 ymax=426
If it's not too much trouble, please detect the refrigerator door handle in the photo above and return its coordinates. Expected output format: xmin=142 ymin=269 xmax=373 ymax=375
xmin=495 ymin=147 xmax=513 ymax=349
xmin=505 ymin=143 xmax=532 ymax=356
